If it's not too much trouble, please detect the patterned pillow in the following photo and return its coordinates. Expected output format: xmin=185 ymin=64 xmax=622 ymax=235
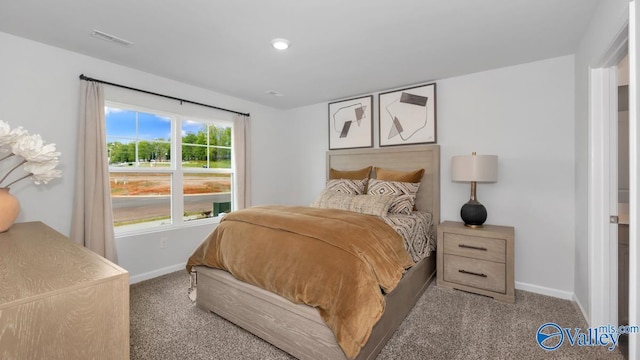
xmin=310 ymin=190 xmax=395 ymax=217
xmin=367 ymin=179 xmax=420 ymax=215
xmin=324 ymin=178 xmax=367 ymax=195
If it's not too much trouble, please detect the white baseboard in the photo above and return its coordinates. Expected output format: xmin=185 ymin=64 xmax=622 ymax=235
xmin=515 ymin=281 xmax=574 ymax=300
xmin=572 ymin=293 xmax=589 ymax=324
xmin=129 ymin=263 xmax=185 ymax=284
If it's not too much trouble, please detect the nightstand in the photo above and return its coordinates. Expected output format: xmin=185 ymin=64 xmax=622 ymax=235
xmin=437 ymin=221 xmax=515 ymax=303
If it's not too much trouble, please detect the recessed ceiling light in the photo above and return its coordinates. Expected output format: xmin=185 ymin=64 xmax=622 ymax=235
xmin=271 ymin=38 xmax=290 ymax=50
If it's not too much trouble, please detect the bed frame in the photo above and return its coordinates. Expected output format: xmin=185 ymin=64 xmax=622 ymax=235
xmin=195 ymin=144 xmax=440 ymax=360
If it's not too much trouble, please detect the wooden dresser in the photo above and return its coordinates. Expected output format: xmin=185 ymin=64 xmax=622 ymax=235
xmin=0 ymin=221 xmax=129 ymax=359
xmin=437 ymin=221 xmax=515 ymax=303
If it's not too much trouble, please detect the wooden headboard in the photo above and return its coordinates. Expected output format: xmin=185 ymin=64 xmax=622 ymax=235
xmin=326 ymin=145 xmax=440 ymax=225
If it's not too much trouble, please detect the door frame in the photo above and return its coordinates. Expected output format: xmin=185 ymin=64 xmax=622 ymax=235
xmin=588 ymin=25 xmax=628 ymax=329
xmin=628 ymin=1 xmax=638 ymax=358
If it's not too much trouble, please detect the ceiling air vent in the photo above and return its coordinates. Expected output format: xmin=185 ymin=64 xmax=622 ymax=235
xmin=91 ymin=30 xmax=133 ymax=47
xmin=266 ymin=90 xmax=284 ymax=97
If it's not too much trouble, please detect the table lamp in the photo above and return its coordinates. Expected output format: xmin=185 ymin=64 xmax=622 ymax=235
xmin=451 ymin=152 xmax=498 ymax=228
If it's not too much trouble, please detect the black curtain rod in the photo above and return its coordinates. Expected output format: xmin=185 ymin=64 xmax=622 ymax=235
xmin=79 ymin=74 xmax=250 ymax=117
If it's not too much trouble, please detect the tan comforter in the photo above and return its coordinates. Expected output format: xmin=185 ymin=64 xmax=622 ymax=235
xmin=186 ymin=205 xmax=414 ymax=359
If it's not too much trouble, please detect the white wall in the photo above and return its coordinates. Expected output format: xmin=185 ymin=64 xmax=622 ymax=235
xmin=573 ymin=0 xmax=629 ymax=319
xmin=0 ymin=32 xmax=285 ymax=282
xmin=282 ymin=102 xmax=330 ymax=204
xmin=441 ymin=57 xmax=576 ymax=296
xmin=284 ymin=56 xmax=577 ymax=297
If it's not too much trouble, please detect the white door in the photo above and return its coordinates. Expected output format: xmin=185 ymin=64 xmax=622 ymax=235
xmin=589 ymin=64 xmax=620 ymax=328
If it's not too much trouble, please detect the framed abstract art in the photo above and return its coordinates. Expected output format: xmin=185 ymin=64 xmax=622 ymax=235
xmin=378 ymin=83 xmax=437 ymax=146
xmin=328 ymin=95 xmax=373 ymax=150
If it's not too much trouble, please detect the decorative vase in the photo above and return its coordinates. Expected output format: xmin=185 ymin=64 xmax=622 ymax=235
xmin=0 ymin=187 xmax=20 ymax=232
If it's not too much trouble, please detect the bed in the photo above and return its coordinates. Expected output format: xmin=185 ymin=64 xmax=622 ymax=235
xmin=187 ymin=144 xmax=440 ymax=360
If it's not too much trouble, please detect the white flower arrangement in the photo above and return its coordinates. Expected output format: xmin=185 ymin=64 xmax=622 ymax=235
xmin=0 ymin=120 xmax=61 ymax=188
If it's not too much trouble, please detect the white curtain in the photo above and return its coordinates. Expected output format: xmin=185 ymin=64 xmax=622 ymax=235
xmin=70 ymin=81 xmax=118 ymax=263
xmin=233 ymin=114 xmax=251 ymax=210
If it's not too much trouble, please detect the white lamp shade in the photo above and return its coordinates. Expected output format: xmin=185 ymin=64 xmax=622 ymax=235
xmin=451 ymin=154 xmax=498 ymax=182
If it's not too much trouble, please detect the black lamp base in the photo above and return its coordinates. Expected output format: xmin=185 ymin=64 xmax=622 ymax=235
xmin=460 ymin=200 xmax=487 ymax=228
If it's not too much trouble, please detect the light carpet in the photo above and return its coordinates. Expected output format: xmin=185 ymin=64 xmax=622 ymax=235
xmin=130 ymin=271 xmax=625 ymax=359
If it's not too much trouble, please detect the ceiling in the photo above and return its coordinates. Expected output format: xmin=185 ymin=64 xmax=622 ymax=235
xmin=0 ymin=0 xmax=599 ymax=110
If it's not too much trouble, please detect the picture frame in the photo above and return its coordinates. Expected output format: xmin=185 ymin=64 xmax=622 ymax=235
xmin=328 ymin=95 xmax=373 ymax=150
xmin=378 ymin=83 xmax=437 ymax=146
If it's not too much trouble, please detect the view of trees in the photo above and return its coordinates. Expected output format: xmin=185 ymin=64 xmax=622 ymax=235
xmin=108 ymin=140 xmax=170 ymax=164
xmin=182 ymin=125 xmax=231 ymax=162
xmin=107 ymin=125 xmax=231 ymax=166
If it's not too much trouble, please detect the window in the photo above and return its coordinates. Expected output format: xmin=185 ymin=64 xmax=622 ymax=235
xmin=105 ymin=103 xmax=234 ymax=232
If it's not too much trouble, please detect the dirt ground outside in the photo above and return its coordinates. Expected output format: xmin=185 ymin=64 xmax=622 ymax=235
xmin=109 ymin=173 xmax=231 ymax=225
xmin=110 ymin=173 xmax=230 ymax=195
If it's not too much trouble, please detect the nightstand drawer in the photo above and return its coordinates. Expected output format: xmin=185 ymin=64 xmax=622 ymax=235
xmin=443 ymin=254 xmax=506 ymax=293
xmin=443 ymin=233 xmax=506 ymax=263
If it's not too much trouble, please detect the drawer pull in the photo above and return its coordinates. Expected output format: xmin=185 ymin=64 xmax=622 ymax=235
xmin=459 ymin=244 xmax=487 ymax=251
xmin=459 ymin=269 xmax=488 ymax=278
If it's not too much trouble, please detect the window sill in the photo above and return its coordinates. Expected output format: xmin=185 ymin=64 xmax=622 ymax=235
xmin=114 ymin=216 xmax=222 ymax=239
